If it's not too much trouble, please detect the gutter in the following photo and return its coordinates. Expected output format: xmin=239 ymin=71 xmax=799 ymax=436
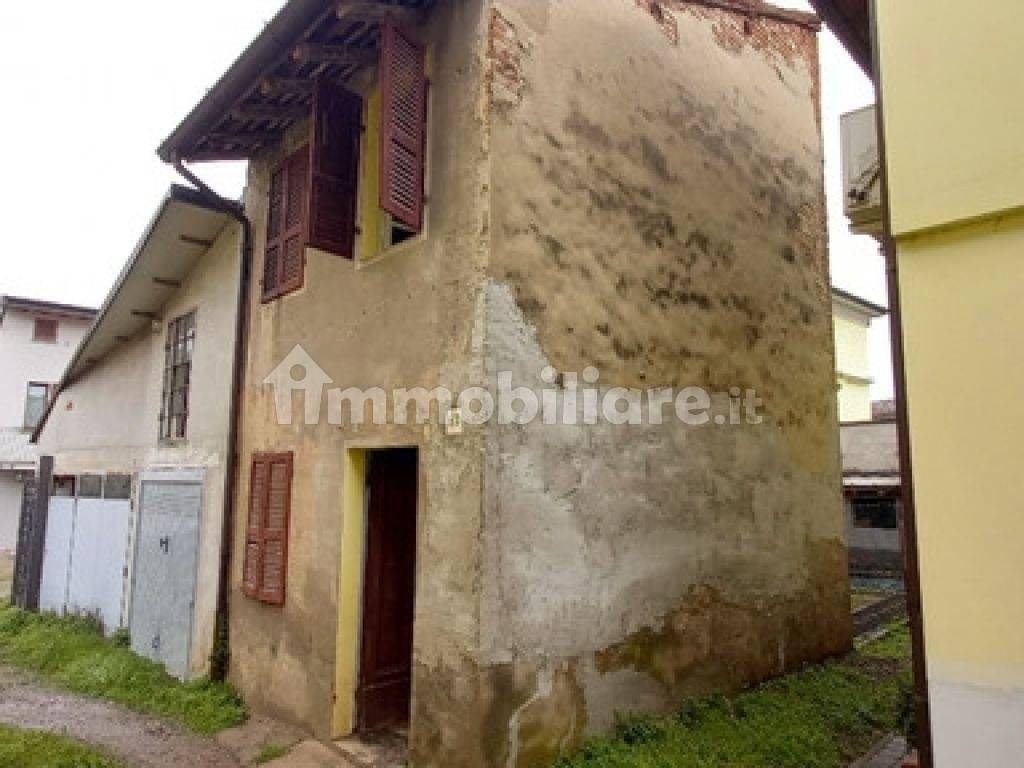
xmin=172 ymin=157 xmax=253 ymax=682
xmin=868 ymin=1 xmax=933 ymax=764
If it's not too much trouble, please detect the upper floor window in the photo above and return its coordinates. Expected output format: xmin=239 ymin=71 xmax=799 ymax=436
xmin=33 ymin=317 xmax=58 ymax=343
xmin=260 ymin=19 xmax=427 ymax=300
xmin=159 ymin=311 xmax=195 ymax=440
xmin=24 ymin=382 xmax=52 ymax=429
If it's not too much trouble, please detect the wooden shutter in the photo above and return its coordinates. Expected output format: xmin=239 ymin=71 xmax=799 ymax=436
xmin=262 ymin=148 xmax=309 ymax=301
xmin=379 ymin=18 xmax=427 ymax=232
xmin=242 ymin=458 xmax=269 ymax=598
xmin=242 ymin=453 xmax=293 ymax=604
xmin=307 ymin=80 xmax=363 ymax=258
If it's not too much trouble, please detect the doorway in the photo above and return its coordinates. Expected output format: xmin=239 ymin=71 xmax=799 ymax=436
xmin=357 ymin=447 xmax=418 ymax=732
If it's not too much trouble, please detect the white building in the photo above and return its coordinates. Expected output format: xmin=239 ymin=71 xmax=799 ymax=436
xmin=33 ymin=185 xmax=242 ymax=679
xmin=0 ymin=295 xmax=95 ymax=551
xmin=832 ymin=287 xmax=887 ymax=423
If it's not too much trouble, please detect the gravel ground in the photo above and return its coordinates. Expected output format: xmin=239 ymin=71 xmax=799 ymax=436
xmin=0 ymin=664 xmax=241 ymax=768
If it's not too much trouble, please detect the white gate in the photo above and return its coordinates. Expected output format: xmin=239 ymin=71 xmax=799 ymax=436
xmin=38 ymin=488 xmax=132 ymax=634
xmin=38 ymin=497 xmax=75 ymax=616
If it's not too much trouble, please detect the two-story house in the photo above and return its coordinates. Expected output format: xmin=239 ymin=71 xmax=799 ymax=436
xmin=151 ymin=1 xmax=850 ymax=764
xmin=32 ymin=186 xmax=244 ymax=679
xmin=0 ymin=295 xmax=94 ymax=552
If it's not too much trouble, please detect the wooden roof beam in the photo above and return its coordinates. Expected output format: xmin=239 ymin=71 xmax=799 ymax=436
xmin=231 ymin=103 xmax=309 ymax=121
xmin=292 ymin=43 xmax=378 ymax=65
xmin=209 ymin=130 xmax=283 ymax=145
xmin=182 ymin=148 xmax=253 ymax=163
xmin=336 ymin=2 xmax=426 ymax=25
xmin=259 ymin=78 xmax=315 ymax=97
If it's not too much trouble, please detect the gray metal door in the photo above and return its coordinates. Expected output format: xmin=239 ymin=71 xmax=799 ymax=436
xmin=130 ymin=471 xmax=202 ymax=680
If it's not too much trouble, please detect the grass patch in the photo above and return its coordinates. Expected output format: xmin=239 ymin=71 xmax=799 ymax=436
xmin=0 ymin=602 xmax=245 ymax=734
xmin=0 ymin=724 xmax=125 ymax=768
xmin=850 ymin=590 xmax=886 ymax=611
xmin=556 ymin=624 xmax=912 ymax=768
xmin=0 ymin=554 xmax=13 ymax=603
xmin=255 ymin=743 xmax=290 ymax=764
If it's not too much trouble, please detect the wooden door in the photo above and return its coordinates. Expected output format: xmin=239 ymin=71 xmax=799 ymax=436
xmin=358 ymin=448 xmax=418 ymax=731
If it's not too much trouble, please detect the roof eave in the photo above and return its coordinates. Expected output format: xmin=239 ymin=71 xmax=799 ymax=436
xmin=832 ymin=286 xmax=888 ymax=317
xmin=807 ymin=0 xmax=873 ymax=77
xmin=156 ymin=0 xmax=338 ymax=163
xmin=31 ymin=185 xmax=232 ymax=444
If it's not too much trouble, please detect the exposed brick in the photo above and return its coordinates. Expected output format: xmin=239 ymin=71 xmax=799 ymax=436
xmin=488 ymin=8 xmax=528 ymax=108
xmin=673 ymin=1 xmax=823 ymax=128
xmin=635 ymin=0 xmax=680 ymax=44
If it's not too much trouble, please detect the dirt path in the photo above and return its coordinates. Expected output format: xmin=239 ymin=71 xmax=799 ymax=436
xmin=0 ymin=664 xmax=241 ymax=768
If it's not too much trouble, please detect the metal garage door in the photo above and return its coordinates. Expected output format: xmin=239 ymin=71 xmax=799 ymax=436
xmin=130 ymin=470 xmax=203 ymax=680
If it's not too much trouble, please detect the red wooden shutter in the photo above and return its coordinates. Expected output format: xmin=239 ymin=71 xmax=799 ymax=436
xmin=308 ymin=80 xmax=362 ymax=258
xmin=242 ymin=457 xmax=269 ymax=598
xmin=242 ymin=452 xmax=294 ymax=605
xmin=263 ymin=167 xmax=285 ymax=300
xmin=260 ymin=453 xmax=293 ymax=604
xmin=263 ymin=148 xmax=309 ymax=301
xmin=379 ymin=18 xmax=427 ymax=232
xmin=280 ymin=149 xmax=309 ymax=294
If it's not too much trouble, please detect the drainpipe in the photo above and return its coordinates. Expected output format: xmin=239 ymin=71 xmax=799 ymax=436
xmin=173 ymin=155 xmax=252 ymax=683
xmin=867 ymin=2 xmax=933 ymax=765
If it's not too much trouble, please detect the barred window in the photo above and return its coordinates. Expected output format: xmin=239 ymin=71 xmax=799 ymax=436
xmin=160 ymin=311 xmax=195 ymax=440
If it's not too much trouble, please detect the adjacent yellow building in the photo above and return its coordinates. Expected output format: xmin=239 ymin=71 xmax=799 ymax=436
xmin=819 ymin=0 xmax=1024 ymax=764
xmin=832 ymin=287 xmax=886 ymax=423
xmin=877 ymin=4 xmax=1024 ymax=763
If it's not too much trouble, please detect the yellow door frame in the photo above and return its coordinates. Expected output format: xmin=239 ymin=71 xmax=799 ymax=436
xmin=333 ymin=448 xmax=367 ymax=737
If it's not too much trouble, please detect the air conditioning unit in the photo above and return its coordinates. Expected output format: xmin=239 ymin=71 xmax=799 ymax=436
xmin=841 ymin=104 xmax=883 ymax=238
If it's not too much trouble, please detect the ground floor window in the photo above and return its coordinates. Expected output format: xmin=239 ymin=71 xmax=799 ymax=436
xmin=851 ymin=494 xmax=901 ymax=530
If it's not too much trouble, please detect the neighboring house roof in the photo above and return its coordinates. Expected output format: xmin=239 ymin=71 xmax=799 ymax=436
xmin=832 ymin=286 xmax=888 ymax=318
xmin=0 ymin=295 xmax=96 ymax=323
xmin=807 ymin=0 xmax=871 ymax=77
xmin=0 ymin=428 xmax=37 ymax=471
xmin=157 ymin=0 xmax=433 ymax=164
xmin=840 ymin=420 xmax=900 ymax=487
xmin=30 ymin=185 xmax=236 ymax=443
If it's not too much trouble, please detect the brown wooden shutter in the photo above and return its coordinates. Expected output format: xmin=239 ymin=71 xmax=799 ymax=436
xmin=260 ymin=453 xmax=293 ymax=604
xmin=307 ymin=80 xmax=362 ymax=258
xmin=280 ymin=149 xmax=309 ymax=294
xmin=263 ymin=167 xmax=285 ymax=300
xmin=379 ymin=18 xmax=427 ymax=232
xmin=242 ymin=452 xmax=294 ymax=604
xmin=242 ymin=457 xmax=269 ymax=598
xmin=263 ymin=148 xmax=309 ymax=301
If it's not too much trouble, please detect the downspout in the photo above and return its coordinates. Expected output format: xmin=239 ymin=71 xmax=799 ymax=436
xmin=173 ymin=155 xmax=252 ymax=682
xmin=867 ymin=2 xmax=933 ymax=765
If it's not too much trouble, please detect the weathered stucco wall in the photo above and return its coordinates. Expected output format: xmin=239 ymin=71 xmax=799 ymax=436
xmin=455 ymin=1 xmax=849 ymax=764
xmin=228 ymin=0 xmax=846 ymax=763
xmin=228 ymin=0 xmax=492 ymax=740
xmin=37 ymin=220 xmax=242 ymax=676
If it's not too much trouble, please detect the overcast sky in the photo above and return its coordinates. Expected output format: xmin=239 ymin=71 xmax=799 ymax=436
xmin=0 ymin=1 xmax=892 ymax=398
